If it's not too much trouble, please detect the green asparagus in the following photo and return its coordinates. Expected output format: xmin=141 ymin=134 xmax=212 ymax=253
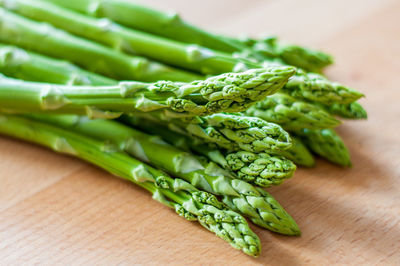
xmin=0 ymin=43 xmax=363 ymax=123
xmin=323 ymin=102 xmax=368 ymax=119
xmin=1 ymin=0 xmax=258 ymax=75
xmin=282 ymin=69 xmax=363 ymax=105
xmin=279 ymin=136 xmax=315 ymax=167
xmin=0 ymin=45 xmax=343 ymax=169
xmin=29 ymin=114 xmax=300 ymax=236
xmin=124 ymin=116 xmax=296 ymax=187
xmin=40 ymin=0 xmax=243 ymax=53
xmin=234 ymin=36 xmax=334 ymax=72
xmin=0 ymin=0 xmax=369 ymax=256
xmin=296 ymin=128 xmax=351 ymax=167
xmin=0 ymin=44 xmax=116 ymax=85
xmin=40 ymin=0 xmax=333 ymax=72
xmin=1 ymin=0 xmax=363 ymax=105
xmin=0 ymin=114 xmax=261 ymax=257
xmin=0 ymin=7 xmax=201 ymax=82
xmin=244 ymin=92 xmax=341 ymax=131
xmin=130 ymin=112 xmax=292 ymax=154
xmin=0 ymin=67 xmax=293 ymax=118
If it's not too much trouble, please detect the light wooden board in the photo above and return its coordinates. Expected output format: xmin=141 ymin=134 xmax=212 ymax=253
xmin=1 ymin=0 xmax=400 ymax=265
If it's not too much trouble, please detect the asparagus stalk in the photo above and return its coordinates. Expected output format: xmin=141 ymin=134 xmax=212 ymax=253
xmin=322 ymin=102 xmax=368 ymax=119
xmin=29 ymin=114 xmax=301 ymax=236
xmin=0 ymin=67 xmax=291 ymax=118
xmin=0 ymin=44 xmax=116 ymax=85
xmin=0 ymin=7 xmax=201 ymax=82
xmin=124 ymin=116 xmax=296 ymax=187
xmin=0 ymin=114 xmax=261 ymax=257
xmin=244 ymin=92 xmax=341 ymax=131
xmin=279 ymin=136 xmax=315 ymax=167
xmin=234 ymin=36 xmax=334 ymax=73
xmin=295 ymin=128 xmax=351 ymax=167
xmin=0 ymin=0 xmax=258 ymax=75
xmin=40 ymin=0 xmax=243 ymax=53
xmin=1 ymin=0 xmax=363 ymax=105
xmin=40 ymin=0 xmax=333 ymax=72
xmin=130 ymin=112 xmax=292 ymax=154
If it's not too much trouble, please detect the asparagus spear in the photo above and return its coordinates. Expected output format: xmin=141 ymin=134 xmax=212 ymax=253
xmin=0 ymin=44 xmax=116 ymax=85
xmin=0 ymin=0 xmax=257 ymax=75
xmin=0 ymin=7 xmax=201 ymax=82
xmin=29 ymin=114 xmax=301 ymax=236
xmin=322 ymin=102 xmax=368 ymax=119
xmin=40 ymin=0 xmax=243 ymax=53
xmin=0 ymin=114 xmax=261 ymax=257
xmin=123 ymin=116 xmax=296 ymax=187
xmin=281 ymin=69 xmax=363 ymax=105
xmin=1 ymin=0 xmax=363 ymax=105
xmin=0 ymin=67 xmax=292 ymax=118
xmin=234 ymin=36 xmax=334 ymax=73
xmin=279 ymin=136 xmax=315 ymax=167
xmin=295 ymin=128 xmax=351 ymax=167
xmin=40 ymin=0 xmax=333 ymax=72
xmin=244 ymin=92 xmax=341 ymax=131
xmin=130 ymin=112 xmax=292 ymax=154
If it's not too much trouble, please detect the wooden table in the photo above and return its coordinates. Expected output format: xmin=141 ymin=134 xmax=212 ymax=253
xmin=1 ymin=0 xmax=400 ymax=264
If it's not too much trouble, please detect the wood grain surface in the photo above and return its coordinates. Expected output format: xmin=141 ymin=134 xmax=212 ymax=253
xmin=1 ymin=0 xmax=400 ymax=265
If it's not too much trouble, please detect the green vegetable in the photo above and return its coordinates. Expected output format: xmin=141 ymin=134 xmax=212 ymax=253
xmin=28 ymin=114 xmax=301 ymax=236
xmin=130 ymin=112 xmax=292 ymax=154
xmin=222 ymin=151 xmax=296 ymax=187
xmin=40 ymin=0 xmax=333 ymax=72
xmin=1 ymin=0 xmax=363 ymax=104
xmin=279 ymin=136 xmax=315 ymax=167
xmin=282 ymin=69 xmax=364 ymax=105
xmin=125 ymin=116 xmax=296 ymax=187
xmin=244 ymin=92 xmax=341 ymax=131
xmin=296 ymin=128 xmax=351 ymax=167
xmin=0 ymin=114 xmax=261 ymax=257
xmin=234 ymin=36 xmax=334 ymax=72
xmin=0 ymin=67 xmax=291 ymax=118
xmin=0 ymin=44 xmax=116 ymax=85
xmin=40 ymin=0 xmax=243 ymax=53
xmin=0 ymin=0 xmax=258 ymax=75
xmin=0 ymin=7 xmax=201 ymax=82
xmin=322 ymin=102 xmax=368 ymax=119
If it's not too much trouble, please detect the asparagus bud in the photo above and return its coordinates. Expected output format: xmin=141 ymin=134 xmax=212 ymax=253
xmin=278 ymin=136 xmax=315 ymax=167
xmin=282 ymin=70 xmax=364 ymax=105
xmin=223 ymin=187 xmax=300 ymax=236
xmin=235 ymin=35 xmax=334 ymax=72
xmin=225 ymin=151 xmax=296 ymax=187
xmin=323 ymin=102 xmax=368 ymax=119
xmin=244 ymin=92 xmax=341 ymax=130
xmin=296 ymin=128 xmax=351 ymax=167
xmin=162 ymin=113 xmax=293 ymax=154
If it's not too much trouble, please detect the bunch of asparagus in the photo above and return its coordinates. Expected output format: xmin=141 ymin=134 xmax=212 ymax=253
xmin=0 ymin=0 xmax=366 ymax=257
